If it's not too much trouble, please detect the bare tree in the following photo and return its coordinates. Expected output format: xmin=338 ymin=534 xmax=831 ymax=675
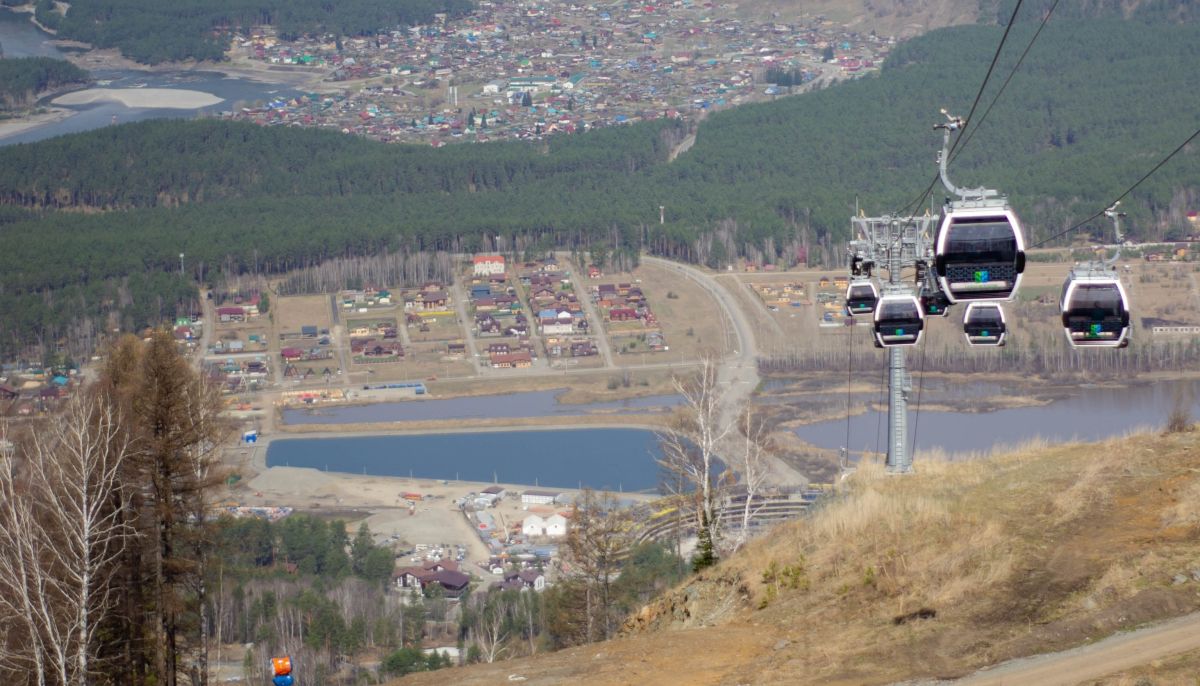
xmin=0 ymin=430 xmax=52 ymax=685
xmin=729 ymin=407 xmax=771 ymax=554
xmin=0 ymin=393 xmax=133 ymax=686
xmin=657 ymin=355 xmax=732 ymax=568
xmin=468 ymin=594 xmax=509 ymax=664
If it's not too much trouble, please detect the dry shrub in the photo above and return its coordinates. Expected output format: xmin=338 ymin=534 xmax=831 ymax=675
xmin=1160 ymin=476 xmax=1200 ymax=528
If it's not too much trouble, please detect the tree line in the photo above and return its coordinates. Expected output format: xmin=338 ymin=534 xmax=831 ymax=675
xmin=1 ymin=19 xmax=1199 ymax=357
xmin=0 ymin=58 xmax=89 ymax=112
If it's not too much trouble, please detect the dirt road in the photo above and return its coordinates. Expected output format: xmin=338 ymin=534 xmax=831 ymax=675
xmin=948 ymin=611 xmax=1200 ymax=685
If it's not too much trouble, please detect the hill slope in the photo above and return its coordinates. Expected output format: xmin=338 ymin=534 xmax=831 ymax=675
xmin=401 ymin=426 xmax=1200 ymax=684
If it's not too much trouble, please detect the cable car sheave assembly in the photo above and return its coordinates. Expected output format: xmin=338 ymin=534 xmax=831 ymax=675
xmin=1059 ymin=204 xmax=1132 ymax=349
xmin=841 ymin=110 xmax=1133 ymax=474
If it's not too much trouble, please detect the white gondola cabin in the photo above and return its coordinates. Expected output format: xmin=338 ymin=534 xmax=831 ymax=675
xmin=846 ymin=279 xmax=879 ymax=317
xmin=962 ymin=302 xmax=1006 ymax=346
xmin=873 ymin=294 xmax=924 ymax=347
xmin=934 ymin=206 xmax=1026 ymax=303
xmin=1060 ymin=276 xmax=1130 ymax=348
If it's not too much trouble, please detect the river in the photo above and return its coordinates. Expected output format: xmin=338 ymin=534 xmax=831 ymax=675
xmin=0 ymin=10 xmax=299 ymax=145
xmin=266 ymin=428 xmax=665 ymax=491
xmin=793 ymin=379 xmax=1198 ymax=459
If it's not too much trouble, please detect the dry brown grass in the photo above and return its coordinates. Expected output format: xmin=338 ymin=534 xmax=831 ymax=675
xmin=397 ymin=407 xmax=1200 ymax=686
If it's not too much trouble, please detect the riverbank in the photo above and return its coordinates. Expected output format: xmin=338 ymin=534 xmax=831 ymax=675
xmin=61 ymin=45 xmax=331 ymax=91
xmin=0 ymin=106 xmax=71 ymax=139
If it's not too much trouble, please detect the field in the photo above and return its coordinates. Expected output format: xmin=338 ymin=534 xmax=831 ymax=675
xmin=407 ymin=313 xmax=465 ymax=343
xmin=585 ymin=261 xmax=728 ymax=366
xmin=275 ymin=294 xmax=333 ymax=335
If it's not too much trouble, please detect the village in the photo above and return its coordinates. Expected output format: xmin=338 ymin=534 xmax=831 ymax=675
xmin=217 ymin=0 xmax=893 ymax=144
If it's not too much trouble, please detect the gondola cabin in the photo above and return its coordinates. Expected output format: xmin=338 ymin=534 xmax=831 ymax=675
xmin=920 ymin=289 xmax=953 ymax=317
xmin=845 ymin=279 xmax=879 ymax=317
xmin=873 ymin=294 xmax=924 ymax=347
xmin=934 ymin=206 xmax=1026 ymax=303
xmin=963 ymin=302 xmax=1006 ymax=346
xmin=1060 ymin=276 xmax=1130 ymax=348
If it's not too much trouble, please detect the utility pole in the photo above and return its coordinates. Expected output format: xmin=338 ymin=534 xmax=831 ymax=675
xmin=179 ymin=252 xmax=185 ymax=276
xmin=847 ymin=214 xmax=937 ymax=473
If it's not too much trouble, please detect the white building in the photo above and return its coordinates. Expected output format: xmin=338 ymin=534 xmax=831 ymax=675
xmin=473 ymin=254 xmax=506 ymax=276
xmin=521 ymin=514 xmax=547 ymax=537
xmin=544 ymin=513 xmax=568 ymax=537
xmin=521 ymin=489 xmax=562 ymax=505
xmin=522 ymin=513 xmax=568 ymax=538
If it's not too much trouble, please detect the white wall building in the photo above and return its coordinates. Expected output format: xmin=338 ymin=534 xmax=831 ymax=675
xmin=473 ymin=255 xmax=506 ymax=276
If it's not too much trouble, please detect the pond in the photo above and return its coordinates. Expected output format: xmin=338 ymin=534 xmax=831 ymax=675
xmin=266 ymin=428 xmax=667 ymax=491
xmin=793 ymin=379 xmax=1199 ymax=458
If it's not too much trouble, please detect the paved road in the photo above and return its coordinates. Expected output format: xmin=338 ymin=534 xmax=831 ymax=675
xmin=947 ymin=612 xmax=1200 ymax=685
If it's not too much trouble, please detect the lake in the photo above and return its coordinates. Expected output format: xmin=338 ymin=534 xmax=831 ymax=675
xmin=282 ymin=390 xmax=683 ymax=425
xmin=793 ymin=379 xmax=1199 ymax=458
xmin=0 ymin=10 xmax=299 ymax=145
xmin=266 ymin=428 xmax=666 ymax=491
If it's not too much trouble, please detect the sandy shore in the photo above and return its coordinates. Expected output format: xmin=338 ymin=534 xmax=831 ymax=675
xmin=53 ymin=88 xmax=223 ymax=109
xmin=62 ymin=45 xmax=332 ymax=90
xmin=0 ymin=107 xmax=73 ymax=140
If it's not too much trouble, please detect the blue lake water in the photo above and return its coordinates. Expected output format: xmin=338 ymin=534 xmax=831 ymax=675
xmin=794 ymin=380 xmax=1200 ymax=458
xmin=0 ymin=10 xmax=299 ymax=145
xmin=282 ymin=390 xmax=682 ymax=425
xmin=266 ymin=428 xmax=666 ymax=491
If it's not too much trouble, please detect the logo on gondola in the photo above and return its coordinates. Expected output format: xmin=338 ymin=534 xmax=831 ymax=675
xmin=974 ymin=270 xmax=990 ymax=283
xmin=1089 ymin=323 xmax=1102 ymax=336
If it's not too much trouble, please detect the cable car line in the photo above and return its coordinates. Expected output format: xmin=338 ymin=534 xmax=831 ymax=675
xmin=908 ymin=331 xmax=929 ymax=460
xmin=896 ymin=0 xmax=1028 ymax=217
xmin=844 ymin=317 xmax=855 ymax=465
xmin=1030 ymin=124 xmax=1200 ymax=249
xmin=949 ymin=0 xmax=1063 ymax=165
xmin=874 ymin=361 xmax=886 ymax=459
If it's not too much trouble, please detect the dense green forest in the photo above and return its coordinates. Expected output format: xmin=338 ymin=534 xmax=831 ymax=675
xmin=0 ymin=18 xmax=1198 ymax=357
xmin=0 ymin=57 xmax=89 ymax=111
xmin=35 ymin=0 xmax=473 ymax=64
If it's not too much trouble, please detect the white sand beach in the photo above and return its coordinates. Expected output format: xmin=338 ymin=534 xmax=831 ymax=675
xmin=53 ymin=88 xmax=222 ymax=109
xmin=0 ymin=108 xmax=73 ymax=140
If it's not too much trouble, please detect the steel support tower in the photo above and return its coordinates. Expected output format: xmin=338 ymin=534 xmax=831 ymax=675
xmin=848 ymin=214 xmax=938 ymax=473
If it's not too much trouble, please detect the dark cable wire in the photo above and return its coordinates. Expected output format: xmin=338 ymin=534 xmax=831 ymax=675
xmin=950 ymin=0 xmax=1063 ymax=164
xmin=845 ymin=318 xmax=854 ymax=461
xmin=909 ymin=331 xmax=929 ymax=460
xmin=947 ymin=0 xmax=1026 ymax=162
xmin=896 ymin=0 xmax=1027 ymax=217
xmin=874 ymin=349 xmax=886 ymax=460
xmin=1031 ymin=125 xmax=1200 ymax=249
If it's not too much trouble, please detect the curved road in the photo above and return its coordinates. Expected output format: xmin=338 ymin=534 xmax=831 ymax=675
xmin=641 ymin=256 xmax=806 ymax=487
xmin=945 ymin=611 xmax=1200 ymax=685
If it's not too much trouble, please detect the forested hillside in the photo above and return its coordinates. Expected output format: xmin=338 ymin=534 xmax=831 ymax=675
xmin=1 ymin=18 xmax=1198 ymax=358
xmin=0 ymin=57 xmax=89 ymax=111
xmin=34 ymin=0 xmax=474 ymax=63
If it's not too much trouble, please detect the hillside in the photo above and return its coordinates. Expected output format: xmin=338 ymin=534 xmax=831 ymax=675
xmin=398 ymin=425 xmax=1200 ymax=684
xmin=2 ymin=18 xmax=1198 ymax=357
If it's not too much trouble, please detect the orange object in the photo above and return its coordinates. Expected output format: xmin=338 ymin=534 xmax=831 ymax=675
xmin=271 ymin=656 xmax=292 ymax=676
